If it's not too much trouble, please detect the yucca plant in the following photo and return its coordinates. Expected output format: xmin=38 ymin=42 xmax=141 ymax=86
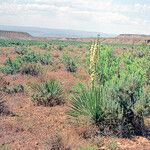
xmin=61 ymin=53 xmax=78 ymax=72
xmin=29 ymin=80 xmax=63 ymax=107
xmin=89 ymin=39 xmax=99 ymax=86
xmin=69 ymin=38 xmax=149 ymax=138
xmin=69 ymin=84 xmax=121 ymax=132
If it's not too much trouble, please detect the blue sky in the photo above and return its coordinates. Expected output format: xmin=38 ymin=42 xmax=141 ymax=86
xmin=0 ymin=0 xmax=150 ymax=34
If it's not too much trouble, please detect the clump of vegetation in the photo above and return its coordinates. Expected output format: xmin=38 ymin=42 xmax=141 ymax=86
xmin=20 ymin=63 xmax=43 ymax=76
xmin=69 ymin=38 xmax=150 ymax=138
xmin=1 ymin=84 xmax=24 ymax=94
xmin=39 ymin=53 xmax=52 ymax=65
xmin=20 ymin=51 xmax=40 ymax=63
xmin=61 ymin=53 xmax=78 ymax=72
xmin=69 ymin=84 xmax=120 ymax=135
xmin=0 ymin=39 xmax=46 ymax=47
xmin=20 ymin=51 xmax=52 ymax=65
xmin=29 ymin=80 xmax=63 ymax=106
xmin=0 ymin=57 xmax=22 ymax=74
xmin=0 ymin=50 xmax=52 ymax=75
xmin=0 ymin=77 xmax=14 ymax=116
xmin=14 ymin=47 xmax=28 ymax=55
xmin=58 ymin=45 xmax=64 ymax=51
xmin=45 ymin=134 xmax=67 ymax=150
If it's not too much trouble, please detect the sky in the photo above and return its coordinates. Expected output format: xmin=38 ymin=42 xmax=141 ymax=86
xmin=0 ymin=0 xmax=150 ymax=34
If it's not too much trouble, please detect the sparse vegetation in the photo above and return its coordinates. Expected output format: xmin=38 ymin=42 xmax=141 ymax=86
xmin=1 ymin=84 xmax=24 ymax=94
xmin=29 ymin=80 xmax=63 ymax=106
xmin=0 ymin=57 xmax=22 ymax=74
xmin=20 ymin=63 xmax=43 ymax=76
xmin=69 ymin=39 xmax=150 ymax=138
xmin=0 ymin=38 xmax=150 ymax=149
xmin=61 ymin=53 xmax=78 ymax=72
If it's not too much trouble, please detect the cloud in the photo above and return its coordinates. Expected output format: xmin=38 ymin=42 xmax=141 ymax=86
xmin=0 ymin=0 xmax=150 ymax=34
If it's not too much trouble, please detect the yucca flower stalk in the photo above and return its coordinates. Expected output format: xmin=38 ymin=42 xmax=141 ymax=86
xmin=89 ymin=38 xmax=100 ymax=87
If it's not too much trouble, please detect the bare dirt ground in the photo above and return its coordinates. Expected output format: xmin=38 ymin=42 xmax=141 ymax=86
xmin=0 ymin=45 xmax=150 ymax=150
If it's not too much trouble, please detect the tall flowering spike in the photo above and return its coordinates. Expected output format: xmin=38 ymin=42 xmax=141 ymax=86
xmin=90 ymin=38 xmax=100 ymax=87
xmin=89 ymin=41 xmax=95 ymax=73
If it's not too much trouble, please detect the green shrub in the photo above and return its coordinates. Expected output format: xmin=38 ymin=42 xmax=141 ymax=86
xmin=69 ymin=76 xmax=149 ymax=137
xmin=39 ymin=53 xmax=52 ymax=65
xmin=20 ymin=51 xmax=52 ymax=65
xmin=69 ymin=84 xmax=120 ymax=131
xmin=58 ymin=45 xmax=64 ymax=51
xmin=0 ymin=58 xmax=22 ymax=74
xmin=20 ymin=63 xmax=43 ymax=76
xmin=61 ymin=53 xmax=78 ymax=72
xmin=21 ymin=51 xmax=40 ymax=63
xmin=30 ymin=80 xmax=63 ymax=106
xmin=0 ymin=51 xmax=52 ymax=75
xmin=70 ymin=42 xmax=150 ymax=138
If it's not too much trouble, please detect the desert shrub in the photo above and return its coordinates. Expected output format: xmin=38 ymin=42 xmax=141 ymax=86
xmin=14 ymin=47 xmax=28 ymax=55
xmin=45 ymin=134 xmax=66 ymax=150
xmin=0 ymin=51 xmax=52 ymax=75
xmin=108 ymin=75 xmax=148 ymax=137
xmin=87 ymin=44 xmax=120 ymax=85
xmin=70 ymin=76 xmax=149 ymax=137
xmin=0 ymin=77 xmax=14 ymax=116
xmin=0 ymin=101 xmax=13 ymax=116
xmin=69 ymin=84 xmax=120 ymax=133
xmin=61 ymin=53 xmax=78 ymax=72
xmin=0 ymin=39 xmax=46 ymax=47
xmin=40 ymin=43 xmax=49 ymax=49
xmin=39 ymin=53 xmax=52 ymax=65
xmin=58 ymin=45 xmax=64 ymax=51
xmin=0 ymin=57 xmax=22 ymax=74
xmin=1 ymin=84 xmax=24 ymax=94
xmin=20 ymin=51 xmax=52 ymax=65
xmin=20 ymin=63 xmax=43 ymax=76
xmin=140 ymin=86 xmax=150 ymax=116
xmin=20 ymin=51 xmax=40 ymax=63
xmin=29 ymin=80 xmax=63 ymax=106
xmin=70 ymin=40 xmax=150 ymax=138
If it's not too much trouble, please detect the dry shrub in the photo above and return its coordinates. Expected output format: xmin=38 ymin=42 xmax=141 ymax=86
xmin=29 ymin=80 xmax=64 ymax=107
xmin=45 ymin=134 xmax=72 ymax=150
xmin=20 ymin=63 xmax=43 ymax=76
xmin=0 ymin=77 xmax=14 ymax=116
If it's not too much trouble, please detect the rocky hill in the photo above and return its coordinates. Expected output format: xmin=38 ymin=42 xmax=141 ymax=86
xmin=0 ymin=30 xmax=34 ymax=40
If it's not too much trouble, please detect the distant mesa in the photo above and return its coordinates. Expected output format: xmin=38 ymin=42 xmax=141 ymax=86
xmin=118 ymin=34 xmax=150 ymax=38
xmin=0 ymin=28 xmax=150 ymax=45
xmin=0 ymin=30 xmax=33 ymax=40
